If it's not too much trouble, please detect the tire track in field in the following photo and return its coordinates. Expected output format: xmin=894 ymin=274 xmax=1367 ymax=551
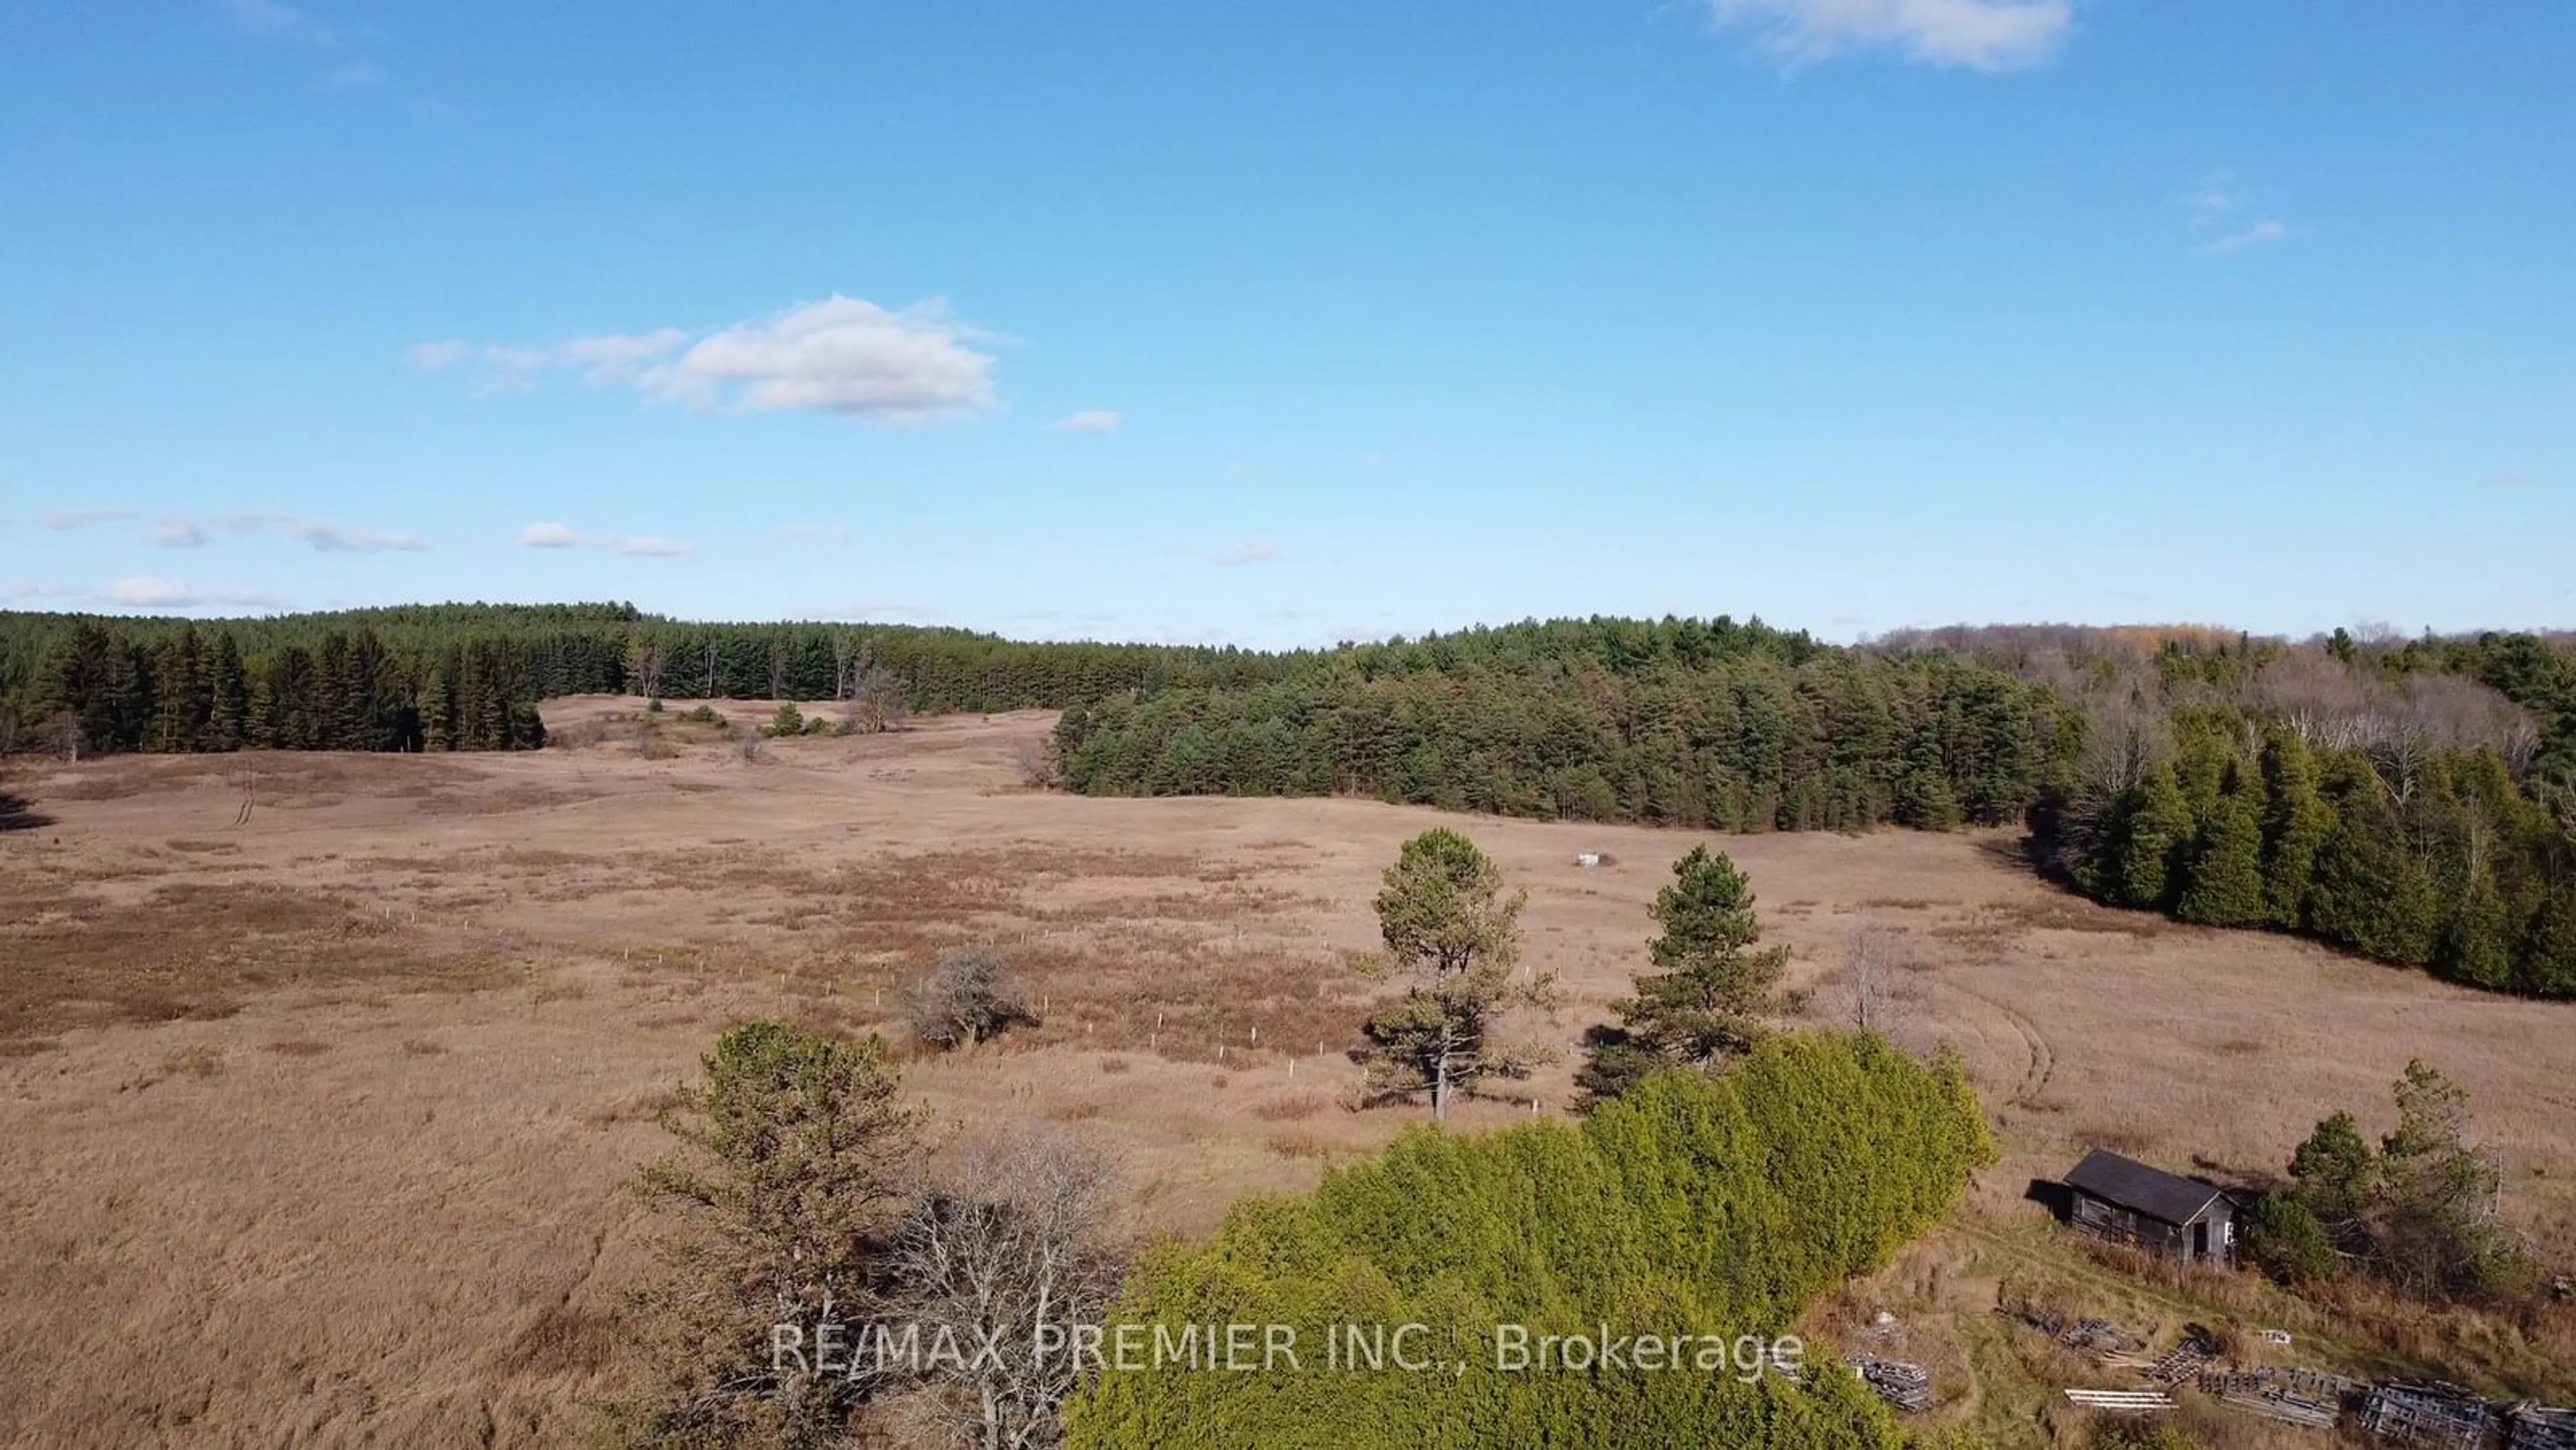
xmin=1949 ymin=982 xmax=2056 ymax=1107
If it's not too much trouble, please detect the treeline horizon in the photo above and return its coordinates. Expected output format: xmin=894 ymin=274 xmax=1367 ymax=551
xmin=5 ymin=602 xmax=2571 ymax=999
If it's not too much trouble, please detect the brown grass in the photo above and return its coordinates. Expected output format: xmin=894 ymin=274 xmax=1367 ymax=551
xmin=0 ymin=706 xmax=2569 ymax=1446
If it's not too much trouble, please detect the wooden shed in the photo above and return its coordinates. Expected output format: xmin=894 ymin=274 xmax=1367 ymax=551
xmin=2061 ymin=1149 xmax=2238 ymax=1266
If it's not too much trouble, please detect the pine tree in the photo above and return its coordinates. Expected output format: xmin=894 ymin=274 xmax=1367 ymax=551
xmin=420 ymin=652 xmax=460 ymax=752
xmin=2518 ymin=885 xmax=2576 ymax=999
xmin=246 ymin=675 xmax=280 ymax=750
xmin=2112 ymin=763 xmax=2194 ymax=910
xmin=2306 ymin=807 xmax=2440 ymax=965
xmin=208 ymin=633 xmax=249 ymax=751
xmin=2288 ymin=1110 xmax=2377 ymax=1245
xmin=2177 ymin=788 xmax=2267 ymax=927
xmin=1352 ymin=829 xmax=1546 ymax=1122
xmin=1591 ymin=845 xmax=1790 ymax=1083
xmin=2434 ymin=871 xmax=2517 ymax=989
xmin=2258 ymin=728 xmax=2332 ymax=928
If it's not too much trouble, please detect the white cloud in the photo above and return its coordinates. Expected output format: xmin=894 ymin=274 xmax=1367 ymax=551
xmin=837 ymin=601 xmax=938 ymax=620
xmin=2194 ymin=219 xmax=2289 ymax=257
xmin=37 ymin=508 xmax=134 ymax=531
xmin=519 ymin=522 xmax=696 ymax=557
xmin=1048 ymin=409 xmax=1124 ymax=434
xmin=152 ymin=520 xmax=209 ymax=549
xmin=7 ymin=583 xmax=89 ymax=600
xmin=1709 ymin=0 xmax=2072 ymax=71
xmin=1211 ymin=540 xmax=1283 ymax=567
xmin=559 ymin=327 xmax=690 ymax=384
xmin=407 ymin=340 xmax=472 ymax=372
xmin=101 ymin=576 xmax=288 ymax=610
xmin=415 ymin=294 xmax=1000 ymax=425
xmin=220 ymin=0 xmax=335 ymax=45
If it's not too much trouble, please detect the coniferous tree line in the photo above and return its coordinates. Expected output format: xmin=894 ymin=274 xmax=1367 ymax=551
xmin=0 ymin=604 xmax=1308 ymax=757
xmin=21 ymin=618 xmax=548 ymax=755
xmin=1998 ymin=629 xmax=2576 ymax=1001
xmin=1056 ymin=648 xmax=2079 ymax=833
xmin=1057 ymin=620 xmax=2576 ymax=1000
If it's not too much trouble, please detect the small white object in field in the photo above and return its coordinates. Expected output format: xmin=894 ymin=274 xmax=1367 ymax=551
xmin=1575 ymin=852 xmax=1604 ymax=869
xmin=2258 ymin=1329 xmax=2292 ymax=1346
xmin=1874 ymin=1311 xmax=1896 ymax=1327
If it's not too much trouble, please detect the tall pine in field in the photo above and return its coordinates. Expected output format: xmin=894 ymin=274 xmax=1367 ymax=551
xmin=1576 ymin=844 xmax=1790 ymax=1106
xmin=1352 ymin=829 xmax=1548 ymax=1121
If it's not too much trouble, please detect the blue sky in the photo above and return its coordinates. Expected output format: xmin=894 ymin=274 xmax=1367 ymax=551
xmin=2 ymin=1 xmax=2569 ymax=648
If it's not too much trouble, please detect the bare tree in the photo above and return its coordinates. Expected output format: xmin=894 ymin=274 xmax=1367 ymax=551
xmin=625 ymin=636 xmax=669 ymax=702
xmin=37 ymin=710 xmax=81 ymax=764
xmin=881 ymin=1131 xmax=1133 ymax=1450
xmin=1840 ymin=919 xmax=1911 ymax=1036
xmin=900 ymin=948 xmax=1038 ymax=1050
xmin=846 ymin=661 xmax=910 ymax=735
xmin=1010 ymin=736 xmax=1059 ymax=789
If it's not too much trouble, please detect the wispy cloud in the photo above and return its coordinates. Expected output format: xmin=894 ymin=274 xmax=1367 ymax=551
xmin=100 ymin=576 xmax=290 ymax=610
xmin=520 ymin=522 xmax=697 ymax=558
xmin=2194 ymin=219 xmax=2290 ymax=258
xmin=219 ymin=0 xmax=336 ymax=46
xmin=1210 ymin=540 xmax=1283 ymax=567
xmin=2185 ymin=171 xmax=2239 ymax=227
xmin=2481 ymin=469 xmax=2534 ymax=492
xmin=151 ymin=520 xmax=210 ymax=549
xmin=418 ymin=295 xmax=1001 ymax=425
xmin=7 ymin=583 xmax=89 ymax=600
xmin=209 ymin=513 xmax=430 ymax=552
xmin=2183 ymin=171 xmax=2294 ymax=258
xmin=322 ymin=60 xmax=382 ymax=90
xmin=1048 ymin=409 xmax=1123 ymax=434
xmin=36 ymin=508 xmax=135 ymax=531
xmin=836 ymin=601 xmax=939 ymax=621
xmin=1708 ymin=0 xmax=2073 ymax=72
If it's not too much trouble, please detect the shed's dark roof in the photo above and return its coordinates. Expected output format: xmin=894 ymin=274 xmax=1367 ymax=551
xmin=2064 ymin=1149 xmax=2227 ymax=1226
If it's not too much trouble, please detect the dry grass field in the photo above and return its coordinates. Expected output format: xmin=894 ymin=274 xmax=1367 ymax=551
xmin=3 ymin=700 xmax=2571 ymax=1445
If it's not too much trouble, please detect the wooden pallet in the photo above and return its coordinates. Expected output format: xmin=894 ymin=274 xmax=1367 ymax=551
xmin=2360 ymin=1381 xmax=2500 ymax=1448
xmin=2506 ymin=1403 xmax=2576 ymax=1450
xmin=2198 ymin=1367 xmax=2351 ymax=1430
xmin=2145 ymin=1339 xmax=2216 ymax=1386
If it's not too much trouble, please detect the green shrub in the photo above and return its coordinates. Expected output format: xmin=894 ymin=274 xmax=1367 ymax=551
xmin=2244 ymin=1193 xmax=2339 ymax=1283
xmin=1067 ymin=1032 xmax=1992 ymax=1448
